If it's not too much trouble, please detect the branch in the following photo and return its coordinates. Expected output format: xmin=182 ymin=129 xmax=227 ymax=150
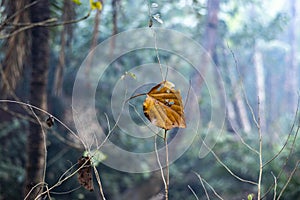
xmin=0 ymin=100 xmax=85 ymax=147
xmin=201 ymin=139 xmax=257 ymax=185
xmin=33 ymin=157 xmax=92 ymax=199
xmin=195 ymin=173 xmax=210 ymax=200
xmin=271 ymin=171 xmax=277 ymax=200
xmin=188 ymin=185 xmax=199 ymax=200
xmin=0 ymin=0 xmax=40 ymax=29
xmin=227 ymin=42 xmax=259 ymax=128
xmin=263 ymin=96 xmax=300 ymax=167
xmin=155 ymin=135 xmax=168 ymax=200
xmin=0 ymin=11 xmax=91 ymax=39
xmin=193 ymin=172 xmax=224 ymax=200
xmin=24 ymin=182 xmax=47 ymax=200
xmin=276 ymin=160 xmax=300 ymax=200
xmin=0 ymin=18 xmax=57 ymax=39
xmin=93 ymin=165 xmax=106 ymax=200
xmin=262 ymin=96 xmax=300 ymax=198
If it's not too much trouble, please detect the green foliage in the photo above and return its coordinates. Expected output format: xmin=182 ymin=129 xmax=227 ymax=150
xmin=0 ymin=119 xmax=27 ymax=200
xmin=89 ymin=0 xmax=103 ymax=10
xmin=248 ymin=193 xmax=254 ymax=200
xmin=72 ymin=0 xmax=82 ymax=5
xmin=84 ymin=150 xmax=107 ymax=166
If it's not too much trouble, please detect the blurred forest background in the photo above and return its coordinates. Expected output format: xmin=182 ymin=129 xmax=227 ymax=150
xmin=0 ymin=0 xmax=299 ymax=199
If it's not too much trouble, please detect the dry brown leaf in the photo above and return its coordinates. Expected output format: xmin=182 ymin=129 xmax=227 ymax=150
xmin=46 ymin=115 xmax=54 ymax=127
xmin=78 ymin=156 xmax=94 ymax=191
xmin=143 ymin=81 xmax=186 ymax=130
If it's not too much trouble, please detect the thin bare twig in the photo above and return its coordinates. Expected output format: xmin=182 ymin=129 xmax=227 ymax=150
xmin=34 ymin=155 xmax=94 ymax=199
xmin=2 ymin=100 xmax=82 ymax=199
xmin=49 ymin=186 xmax=81 ymax=195
xmin=32 ymin=133 xmax=106 ymax=199
xmin=271 ymin=171 xmax=277 ymax=200
xmin=155 ymin=135 xmax=168 ymax=200
xmin=276 ymin=160 xmax=300 ymax=200
xmin=0 ymin=101 xmax=75 ymax=151
xmin=263 ymin=96 xmax=300 ymax=167
xmin=188 ymin=185 xmax=199 ymax=200
xmin=127 ymin=101 xmax=159 ymax=135
xmin=96 ymin=84 xmax=128 ymax=150
xmin=93 ymin=165 xmax=106 ymax=200
xmin=45 ymin=185 xmax=51 ymax=200
xmin=147 ymin=0 xmax=164 ymax=81
xmin=152 ymin=29 xmax=164 ymax=81
xmin=57 ymin=161 xmax=78 ymax=183
xmin=193 ymin=172 xmax=224 ymax=200
xmin=0 ymin=100 xmax=86 ymax=150
xmin=212 ymin=150 xmax=257 ymax=185
xmin=184 ymin=80 xmax=192 ymax=109
xmin=231 ymin=125 xmax=259 ymax=154
xmin=0 ymin=95 xmax=82 ymax=150
xmin=70 ymin=81 xmax=129 ymax=199
xmin=226 ymin=44 xmax=259 ymax=154
xmin=262 ymin=102 xmax=300 ymax=198
xmin=201 ymin=139 xmax=257 ymax=185
xmin=195 ymin=173 xmax=210 ymax=200
xmin=227 ymin=43 xmax=259 ymax=128
xmin=24 ymin=182 xmax=47 ymax=200
xmin=49 ymin=129 xmax=83 ymax=150
xmin=262 ymin=125 xmax=300 ymax=199
xmin=0 ymin=105 xmax=82 ymax=149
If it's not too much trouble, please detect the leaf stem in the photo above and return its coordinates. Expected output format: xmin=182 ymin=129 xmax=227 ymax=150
xmin=155 ymin=135 xmax=167 ymax=199
xmin=164 ymin=129 xmax=169 ymax=200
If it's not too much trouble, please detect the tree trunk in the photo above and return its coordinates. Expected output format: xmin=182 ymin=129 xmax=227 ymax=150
xmin=54 ymin=27 xmax=66 ymax=96
xmin=285 ymin=0 xmax=298 ymax=113
xmin=109 ymin=0 xmax=118 ymax=57
xmin=112 ymin=0 xmax=118 ymax=36
xmin=84 ymin=7 xmax=102 ymax=89
xmin=204 ymin=0 xmax=219 ymax=55
xmin=223 ymin=47 xmax=251 ymax=134
xmin=24 ymin=0 xmax=50 ymax=199
xmin=196 ymin=0 xmax=221 ymax=157
xmin=254 ymin=45 xmax=266 ymax=133
xmin=53 ymin=0 xmax=74 ymax=96
xmin=1 ymin=0 xmax=30 ymax=97
xmin=192 ymin=0 xmax=219 ymax=88
xmin=234 ymin=88 xmax=251 ymax=133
